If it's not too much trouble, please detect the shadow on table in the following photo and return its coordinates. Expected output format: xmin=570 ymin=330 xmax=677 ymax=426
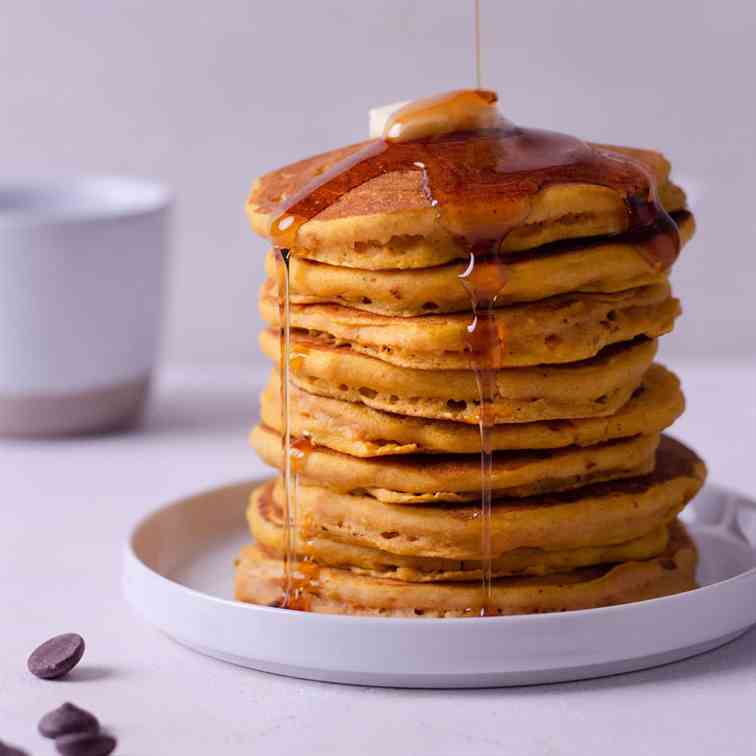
xmin=65 ymin=664 xmax=119 ymax=682
xmin=402 ymin=625 xmax=756 ymax=698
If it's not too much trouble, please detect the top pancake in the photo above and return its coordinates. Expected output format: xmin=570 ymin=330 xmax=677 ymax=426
xmin=247 ymin=138 xmax=687 ymax=258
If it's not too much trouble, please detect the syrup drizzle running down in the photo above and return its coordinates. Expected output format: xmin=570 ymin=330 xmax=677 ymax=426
xmin=268 ymin=89 xmax=680 ymax=614
xmin=272 ymin=249 xmax=297 ymax=607
xmin=458 ymin=248 xmax=507 ymax=613
xmin=271 ymin=250 xmax=320 ymax=610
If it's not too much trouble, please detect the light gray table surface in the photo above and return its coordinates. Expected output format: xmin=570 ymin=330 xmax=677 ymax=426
xmin=2 ymin=361 xmax=754 ymax=756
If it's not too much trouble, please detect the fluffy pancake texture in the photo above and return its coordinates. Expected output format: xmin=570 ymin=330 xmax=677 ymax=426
xmin=259 ymin=331 xmax=658 ymax=424
xmin=260 ymin=363 xmax=684 ymax=456
xmin=246 ymin=139 xmax=686 ymax=258
xmin=252 ymin=422 xmax=661 ymax=502
xmin=281 ymin=186 xmax=686 ymax=270
xmin=235 ymin=520 xmax=697 ymax=616
xmin=248 ymin=436 xmax=704 ymax=560
xmin=252 ymin=502 xmax=671 ymax=582
xmin=249 ymin=479 xmax=673 ymax=580
xmin=260 ymin=282 xmax=680 ymax=369
xmin=264 ymin=213 xmax=694 ymax=316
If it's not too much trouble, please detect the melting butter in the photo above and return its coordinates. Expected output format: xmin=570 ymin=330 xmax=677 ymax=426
xmin=369 ymin=101 xmax=409 ymax=139
xmin=381 ymin=89 xmax=506 ymax=143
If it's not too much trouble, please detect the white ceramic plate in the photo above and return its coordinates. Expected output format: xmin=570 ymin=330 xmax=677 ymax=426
xmin=123 ymin=480 xmax=756 ymax=688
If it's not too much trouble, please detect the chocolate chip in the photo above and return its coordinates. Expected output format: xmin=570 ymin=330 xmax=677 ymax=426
xmin=0 ymin=741 xmax=29 ymax=756
xmin=39 ymin=702 xmax=100 ymax=739
xmin=28 ymin=634 xmax=85 ymax=680
xmin=55 ymin=732 xmax=116 ymax=756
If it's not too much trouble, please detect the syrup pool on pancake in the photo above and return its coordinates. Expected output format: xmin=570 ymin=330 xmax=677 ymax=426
xmin=268 ymin=88 xmax=680 ymax=614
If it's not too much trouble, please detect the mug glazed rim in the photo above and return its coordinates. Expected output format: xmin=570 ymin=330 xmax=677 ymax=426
xmin=0 ymin=175 xmax=173 ymax=228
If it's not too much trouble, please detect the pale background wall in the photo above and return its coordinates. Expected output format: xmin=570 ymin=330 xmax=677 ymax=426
xmin=3 ymin=0 xmax=754 ymax=367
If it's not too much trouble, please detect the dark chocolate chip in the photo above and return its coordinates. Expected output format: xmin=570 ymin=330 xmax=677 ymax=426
xmin=55 ymin=732 xmax=116 ymax=756
xmin=28 ymin=634 xmax=85 ymax=680
xmin=0 ymin=741 xmax=29 ymax=756
xmin=39 ymin=702 xmax=100 ymax=739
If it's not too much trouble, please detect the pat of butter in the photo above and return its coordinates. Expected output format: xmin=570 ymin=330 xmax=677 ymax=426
xmin=369 ymin=101 xmax=409 ymax=138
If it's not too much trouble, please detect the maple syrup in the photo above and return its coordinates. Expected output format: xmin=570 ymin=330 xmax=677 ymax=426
xmin=273 ymin=248 xmax=320 ymax=610
xmin=458 ymin=252 xmax=504 ymax=614
xmin=273 ymin=249 xmax=296 ymax=607
xmin=474 ymin=0 xmax=481 ymax=88
xmin=268 ymin=87 xmax=679 ymax=615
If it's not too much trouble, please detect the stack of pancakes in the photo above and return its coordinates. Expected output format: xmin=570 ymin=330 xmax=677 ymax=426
xmin=237 ymin=134 xmax=706 ymax=617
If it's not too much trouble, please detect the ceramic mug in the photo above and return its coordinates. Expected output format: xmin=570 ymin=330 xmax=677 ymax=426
xmin=0 ymin=177 xmax=172 ymax=437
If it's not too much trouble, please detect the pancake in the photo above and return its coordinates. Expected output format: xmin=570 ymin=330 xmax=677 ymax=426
xmin=260 ymin=331 xmax=657 ymax=424
xmin=286 ymin=178 xmax=685 ymax=271
xmin=266 ymin=213 xmax=694 ymax=316
xmin=234 ymin=520 xmax=697 ymax=616
xmin=249 ymin=480 xmax=672 ymax=581
xmin=251 ymin=424 xmax=660 ymax=502
xmin=259 ymin=282 xmax=680 ymax=369
xmin=249 ymin=436 xmax=704 ymax=560
xmin=247 ymin=138 xmax=686 ymax=261
xmin=260 ymin=363 xmax=684 ymax=457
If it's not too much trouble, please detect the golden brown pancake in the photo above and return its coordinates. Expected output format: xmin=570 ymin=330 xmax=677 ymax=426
xmin=234 ymin=519 xmax=697 ymax=616
xmin=286 ymin=185 xmax=686 ymax=270
xmin=265 ymin=213 xmax=694 ymax=316
xmin=248 ymin=436 xmax=704 ymax=561
xmin=260 ymin=281 xmax=679 ymax=370
xmin=260 ymin=363 xmax=684 ymax=456
xmin=247 ymin=138 xmax=686 ymax=261
xmin=251 ymin=423 xmax=660 ymax=502
xmin=249 ymin=480 xmax=672 ymax=581
xmin=260 ymin=331 xmax=658 ymax=424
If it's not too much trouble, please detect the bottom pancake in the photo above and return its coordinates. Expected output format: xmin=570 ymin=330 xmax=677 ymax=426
xmin=234 ymin=520 xmax=697 ymax=617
